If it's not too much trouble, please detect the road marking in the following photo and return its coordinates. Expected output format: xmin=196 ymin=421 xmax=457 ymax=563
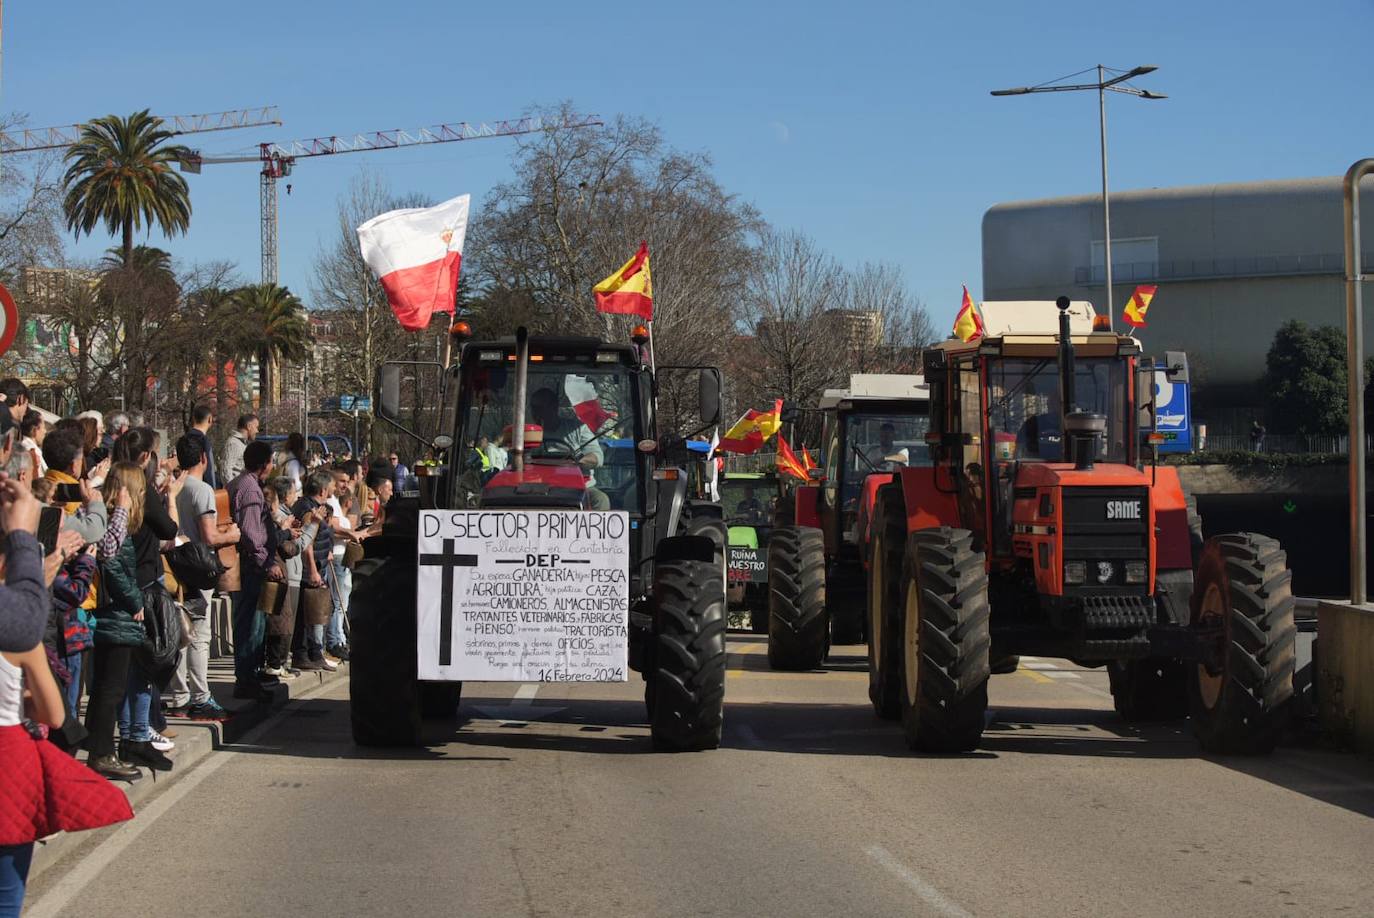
xmin=1020 ymin=669 xmax=1054 ymax=684
xmin=26 ymin=677 xmax=342 ymax=918
xmin=1045 ymin=671 xmax=1080 ymax=680
xmin=1021 ymin=662 xmax=1059 ymax=670
xmin=513 ymin=683 xmax=540 ymax=704
xmin=866 ymin=845 xmax=973 ymax=918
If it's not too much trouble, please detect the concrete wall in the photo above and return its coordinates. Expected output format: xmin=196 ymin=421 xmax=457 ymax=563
xmin=982 ymin=177 xmax=1374 ymax=416
xmin=1318 ymin=602 xmax=1374 ymax=753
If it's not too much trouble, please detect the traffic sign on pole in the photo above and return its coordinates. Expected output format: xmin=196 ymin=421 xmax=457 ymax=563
xmin=0 ymin=284 xmax=19 ymax=357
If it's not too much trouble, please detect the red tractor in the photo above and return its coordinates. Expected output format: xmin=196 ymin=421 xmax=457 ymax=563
xmin=765 ymin=375 xmax=930 ymax=669
xmin=867 ymin=298 xmax=1295 ymax=754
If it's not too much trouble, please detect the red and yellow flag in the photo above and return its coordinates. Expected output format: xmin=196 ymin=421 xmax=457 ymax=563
xmin=594 ymin=242 xmax=653 ymax=320
xmin=718 ymin=399 xmax=783 ymax=454
xmin=801 ymin=445 xmax=817 ymax=473
xmin=777 ymin=433 xmax=808 ymax=481
xmin=953 ymin=285 xmax=984 ymax=342
xmin=1122 ymin=284 xmax=1157 ymax=329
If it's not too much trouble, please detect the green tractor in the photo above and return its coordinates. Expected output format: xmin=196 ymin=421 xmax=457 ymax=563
xmin=718 ymin=470 xmax=783 ymax=632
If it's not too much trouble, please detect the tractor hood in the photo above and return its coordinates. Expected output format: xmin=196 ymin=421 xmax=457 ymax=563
xmin=481 ymin=463 xmax=588 ymax=509
xmin=1014 ymin=463 xmax=1151 ymax=489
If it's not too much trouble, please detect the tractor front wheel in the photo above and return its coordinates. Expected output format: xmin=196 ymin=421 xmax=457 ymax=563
xmin=1189 ymin=533 xmax=1296 ymax=754
xmin=650 ymin=559 xmax=727 ymax=751
xmin=349 ymin=556 xmax=422 ymax=747
xmin=867 ymin=484 xmax=906 ymax=720
xmin=767 ymin=527 xmax=828 ymax=670
xmin=898 ymin=528 xmax=990 ymax=752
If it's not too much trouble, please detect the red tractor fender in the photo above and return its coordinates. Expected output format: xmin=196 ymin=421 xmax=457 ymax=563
xmin=856 ymin=473 xmax=895 ymax=569
xmin=1150 ymin=466 xmax=1192 ymax=571
xmin=896 ymin=466 xmax=962 ymax=534
xmin=794 ymin=483 xmax=822 ymax=530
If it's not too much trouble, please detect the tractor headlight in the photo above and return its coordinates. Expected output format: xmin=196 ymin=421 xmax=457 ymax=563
xmin=1125 ymin=561 xmax=1148 ymax=584
xmin=1064 ymin=561 xmax=1086 ymax=585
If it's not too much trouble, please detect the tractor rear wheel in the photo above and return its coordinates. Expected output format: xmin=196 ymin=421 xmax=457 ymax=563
xmin=898 ymin=528 xmax=990 ymax=752
xmin=419 ymin=682 xmax=463 ymax=720
xmin=349 ymin=555 xmax=422 ymax=747
xmin=1108 ymin=658 xmax=1188 ymax=722
xmin=650 ymin=558 xmax=727 ymax=751
xmin=867 ymin=484 xmax=906 ymax=720
xmin=767 ymin=527 xmax=828 ymax=670
xmin=1189 ymin=533 xmax=1296 ymax=754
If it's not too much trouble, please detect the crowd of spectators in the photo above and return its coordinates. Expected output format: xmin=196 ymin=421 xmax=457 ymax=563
xmin=0 ymin=381 xmax=404 ymax=914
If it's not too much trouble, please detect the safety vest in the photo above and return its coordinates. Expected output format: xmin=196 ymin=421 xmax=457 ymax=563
xmin=471 ymin=447 xmax=491 ymax=470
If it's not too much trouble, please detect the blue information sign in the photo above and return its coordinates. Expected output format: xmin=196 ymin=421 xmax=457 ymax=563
xmin=1153 ymin=369 xmax=1191 ymax=454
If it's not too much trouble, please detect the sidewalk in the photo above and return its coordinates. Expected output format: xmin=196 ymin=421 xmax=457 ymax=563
xmin=29 ymin=655 xmax=347 ymax=882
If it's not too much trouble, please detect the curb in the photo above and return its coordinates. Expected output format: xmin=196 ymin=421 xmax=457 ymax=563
xmin=28 ymin=662 xmax=346 ymax=883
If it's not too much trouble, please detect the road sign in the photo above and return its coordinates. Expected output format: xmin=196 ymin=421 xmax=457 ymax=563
xmin=339 ymin=394 xmax=371 ymax=412
xmin=0 ymin=284 xmax=19 ymax=357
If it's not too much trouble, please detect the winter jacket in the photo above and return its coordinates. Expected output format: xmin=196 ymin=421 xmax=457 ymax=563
xmin=93 ymin=533 xmax=145 ymax=648
xmin=222 ymin=430 xmax=250 ymax=483
xmin=0 ymin=532 xmax=47 ymax=653
xmin=135 ymin=486 xmax=178 ymax=587
xmin=53 ymin=553 xmax=98 ymax=656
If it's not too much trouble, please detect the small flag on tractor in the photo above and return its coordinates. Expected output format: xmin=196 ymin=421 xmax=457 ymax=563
xmin=1122 ymin=284 xmax=1157 ymax=329
xmin=594 ymin=242 xmax=653 ymax=320
xmin=953 ymin=284 xmax=984 ymax=342
xmin=564 ymin=375 xmax=612 ymax=433
xmin=777 ymin=433 xmax=808 ymax=481
xmin=717 ymin=399 xmax=783 ymax=454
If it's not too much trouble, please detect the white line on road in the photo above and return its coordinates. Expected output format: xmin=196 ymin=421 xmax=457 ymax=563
xmin=513 ymin=683 xmax=540 ymax=705
xmin=865 ymin=845 xmax=973 ymax=918
xmin=1021 ymin=662 xmax=1060 ymax=670
xmin=26 ymin=677 xmax=342 ymax=918
xmin=1045 ymin=671 xmax=1080 ymax=680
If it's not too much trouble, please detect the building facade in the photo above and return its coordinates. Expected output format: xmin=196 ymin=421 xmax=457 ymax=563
xmin=982 ymin=176 xmax=1374 ymax=424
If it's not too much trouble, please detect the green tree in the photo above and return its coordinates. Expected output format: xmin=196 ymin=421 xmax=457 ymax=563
xmin=61 ymin=110 xmax=193 ymax=268
xmin=232 ymin=283 xmax=310 ymax=409
xmin=1262 ymin=320 xmax=1350 ymax=436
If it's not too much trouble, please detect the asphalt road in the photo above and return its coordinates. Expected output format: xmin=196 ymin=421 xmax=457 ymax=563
xmin=25 ymin=636 xmax=1374 ymax=918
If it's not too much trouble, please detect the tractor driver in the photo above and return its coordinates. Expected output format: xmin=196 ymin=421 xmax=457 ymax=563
xmin=735 ymin=484 xmax=764 ymax=524
xmin=529 ymin=387 xmax=610 ymax=511
xmin=863 ymin=422 xmax=910 ymax=469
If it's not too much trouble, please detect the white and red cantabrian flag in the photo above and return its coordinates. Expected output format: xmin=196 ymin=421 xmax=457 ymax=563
xmin=356 ymin=194 xmax=470 ymax=331
xmin=564 ymin=375 xmax=612 ymax=432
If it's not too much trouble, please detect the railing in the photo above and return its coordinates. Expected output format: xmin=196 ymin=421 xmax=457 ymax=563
xmin=1197 ymin=433 xmax=1374 ymax=455
xmin=722 ymin=452 xmax=779 ymax=473
xmin=1072 ymin=251 xmax=1374 ymax=286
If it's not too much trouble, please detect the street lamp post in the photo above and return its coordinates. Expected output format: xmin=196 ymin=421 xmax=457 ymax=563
xmin=992 ymin=65 xmax=1166 ymax=317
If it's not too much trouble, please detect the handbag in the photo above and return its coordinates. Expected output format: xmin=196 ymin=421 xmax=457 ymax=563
xmin=138 ymin=583 xmax=184 ymax=675
xmin=166 ymin=541 xmax=227 ymax=592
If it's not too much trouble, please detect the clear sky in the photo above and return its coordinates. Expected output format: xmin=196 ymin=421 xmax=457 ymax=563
xmin=5 ymin=0 xmax=1371 ymax=328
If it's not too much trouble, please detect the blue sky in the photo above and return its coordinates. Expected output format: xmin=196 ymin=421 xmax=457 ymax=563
xmin=6 ymin=0 xmax=1371 ymax=328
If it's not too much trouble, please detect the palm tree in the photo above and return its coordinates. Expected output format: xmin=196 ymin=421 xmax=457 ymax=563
xmin=232 ymin=284 xmax=310 ymax=409
xmin=62 ymin=110 xmax=193 ymax=268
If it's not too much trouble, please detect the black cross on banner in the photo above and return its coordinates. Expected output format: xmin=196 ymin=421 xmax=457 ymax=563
xmin=419 ymin=538 xmax=478 ymax=666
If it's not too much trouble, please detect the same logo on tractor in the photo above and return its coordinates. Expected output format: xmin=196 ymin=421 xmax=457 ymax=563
xmin=1106 ymin=500 xmax=1142 ymax=520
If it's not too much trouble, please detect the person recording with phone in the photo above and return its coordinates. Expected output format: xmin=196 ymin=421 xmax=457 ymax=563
xmin=41 ymin=428 xmax=109 ymax=546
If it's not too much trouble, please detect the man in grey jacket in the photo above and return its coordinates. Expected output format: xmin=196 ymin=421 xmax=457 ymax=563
xmin=40 ymin=428 xmax=108 ymax=545
xmin=221 ymin=414 xmax=258 ymax=484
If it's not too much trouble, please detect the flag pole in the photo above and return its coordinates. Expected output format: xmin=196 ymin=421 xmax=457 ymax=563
xmin=646 ymin=320 xmax=656 ymax=372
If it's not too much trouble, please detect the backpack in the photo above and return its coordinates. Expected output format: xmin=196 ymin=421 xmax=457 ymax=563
xmin=166 ymin=541 xmax=227 ymax=592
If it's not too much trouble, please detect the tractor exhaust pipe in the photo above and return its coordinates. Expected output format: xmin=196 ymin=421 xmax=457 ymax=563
xmin=511 ymin=326 xmax=529 ymax=474
xmin=1056 ymin=295 xmax=1105 ymax=468
xmin=1057 ymin=295 xmax=1077 ymax=417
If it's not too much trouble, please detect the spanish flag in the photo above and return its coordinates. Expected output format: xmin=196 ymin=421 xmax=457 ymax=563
xmin=953 ymin=285 xmax=983 ymax=342
xmin=1122 ymin=285 xmax=1157 ymax=329
xmin=801 ymin=446 xmax=817 ymax=473
xmin=777 ymin=433 xmax=808 ymax=481
xmin=594 ymin=242 xmax=653 ymax=320
xmin=718 ymin=399 xmax=783 ymax=454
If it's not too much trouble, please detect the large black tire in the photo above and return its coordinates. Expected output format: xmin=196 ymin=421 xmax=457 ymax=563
xmin=1108 ymin=658 xmax=1188 ymax=721
xmin=898 ymin=528 xmax=990 ymax=752
xmin=767 ymin=527 xmax=828 ymax=670
xmin=349 ymin=555 xmax=422 ymax=747
xmin=867 ymin=484 xmax=906 ymax=719
xmin=650 ymin=559 xmax=727 ymax=751
xmin=684 ymin=514 xmax=728 ymax=617
xmin=1189 ymin=533 xmax=1296 ymax=754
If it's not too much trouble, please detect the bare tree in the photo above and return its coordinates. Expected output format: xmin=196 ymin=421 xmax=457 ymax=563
xmin=841 ymin=261 xmax=935 ymax=375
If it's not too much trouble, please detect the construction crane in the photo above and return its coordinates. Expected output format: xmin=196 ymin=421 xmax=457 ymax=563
xmin=0 ymin=106 xmax=282 ymax=153
xmin=179 ymin=112 xmax=603 ymax=285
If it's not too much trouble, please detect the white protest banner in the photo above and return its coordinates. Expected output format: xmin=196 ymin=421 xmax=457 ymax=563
xmin=417 ymin=510 xmax=630 ymax=682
